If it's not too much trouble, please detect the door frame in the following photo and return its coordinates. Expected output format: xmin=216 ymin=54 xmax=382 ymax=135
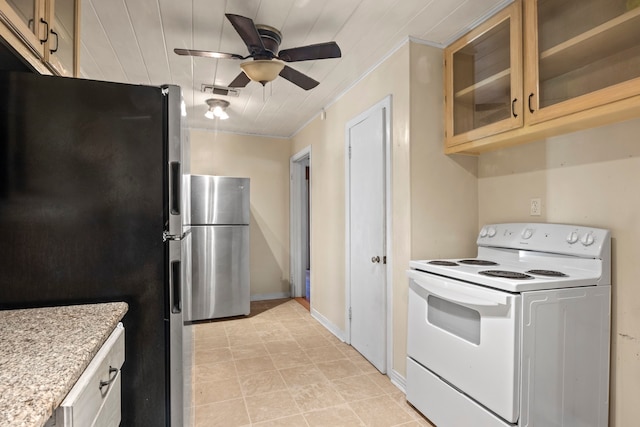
xmin=290 ymin=146 xmax=312 ymax=299
xmin=344 ymin=95 xmax=393 ymax=373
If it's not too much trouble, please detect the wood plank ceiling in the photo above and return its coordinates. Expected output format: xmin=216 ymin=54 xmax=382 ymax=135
xmin=80 ymin=0 xmax=511 ymax=138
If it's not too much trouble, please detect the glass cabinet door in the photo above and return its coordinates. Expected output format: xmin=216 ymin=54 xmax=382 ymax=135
xmin=44 ymin=0 xmax=76 ymax=76
xmin=445 ymin=1 xmax=523 ymax=147
xmin=5 ymin=0 xmax=36 ymax=31
xmin=526 ymin=0 xmax=640 ymax=123
xmin=1 ymin=0 xmax=46 ymax=55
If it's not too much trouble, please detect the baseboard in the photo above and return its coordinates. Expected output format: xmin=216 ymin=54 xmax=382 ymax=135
xmin=250 ymin=292 xmax=291 ymax=301
xmin=310 ymin=308 xmax=346 ymax=342
xmin=389 ymin=368 xmax=406 ymax=394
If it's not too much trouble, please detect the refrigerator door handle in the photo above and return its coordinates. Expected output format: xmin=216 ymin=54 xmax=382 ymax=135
xmin=170 ymin=260 xmax=182 ymax=314
xmin=170 ymin=162 xmax=181 ymax=215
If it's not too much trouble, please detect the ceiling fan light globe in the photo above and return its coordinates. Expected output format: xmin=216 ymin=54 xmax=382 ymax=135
xmin=240 ymin=60 xmax=284 ymax=84
xmin=204 ymin=98 xmax=231 ymax=120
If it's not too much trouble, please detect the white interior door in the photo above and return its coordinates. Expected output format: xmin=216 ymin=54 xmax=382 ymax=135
xmin=347 ymin=104 xmax=387 ymax=373
xmin=290 ymin=147 xmax=311 ymax=299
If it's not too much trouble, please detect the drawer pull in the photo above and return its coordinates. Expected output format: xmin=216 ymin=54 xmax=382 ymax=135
xmin=99 ymin=367 xmax=118 ymax=393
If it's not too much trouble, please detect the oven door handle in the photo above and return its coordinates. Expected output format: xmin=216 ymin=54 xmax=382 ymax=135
xmin=408 ymin=270 xmax=508 ymax=308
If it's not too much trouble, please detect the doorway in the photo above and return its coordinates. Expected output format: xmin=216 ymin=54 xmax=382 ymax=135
xmin=345 ymin=96 xmax=392 ymax=374
xmin=290 ymin=146 xmax=311 ymax=306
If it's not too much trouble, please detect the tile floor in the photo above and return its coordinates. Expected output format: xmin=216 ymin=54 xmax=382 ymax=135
xmin=189 ymin=298 xmax=434 ymax=427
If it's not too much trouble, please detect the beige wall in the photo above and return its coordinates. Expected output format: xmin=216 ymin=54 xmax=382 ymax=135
xmin=190 ymin=130 xmax=291 ymax=298
xmin=186 ymin=40 xmax=639 ymax=426
xmin=478 ymin=118 xmax=640 ymax=426
xmin=291 ymin=41 xmax=478 ymax=377
xmin=292 ymin=43 xmax=411 ymax=337
xmin=403 ymin=42 xmax=479 ymax=374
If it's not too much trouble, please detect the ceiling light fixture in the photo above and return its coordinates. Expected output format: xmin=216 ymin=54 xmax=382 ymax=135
xmin=240 ymin=60 xmax=285 ymax=86
xmin=204 ymin=98 xmax=230 ymax=120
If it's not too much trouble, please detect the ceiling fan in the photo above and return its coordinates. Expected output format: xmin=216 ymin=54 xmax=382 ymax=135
xmin=174 ymin=13 xmax=342 ymax=90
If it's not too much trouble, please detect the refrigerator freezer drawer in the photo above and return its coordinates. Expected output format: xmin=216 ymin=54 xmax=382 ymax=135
xmin=190 ymin=225 xmax=249 ymax=321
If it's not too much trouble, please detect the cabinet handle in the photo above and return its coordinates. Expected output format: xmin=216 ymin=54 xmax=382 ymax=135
xmin=50 ymin=30 xmax=59 ymax=53
xmin=39 ymin=18 xmax=49 ymax=43
xmin=371 ymin=256 xmax=380 ymax=263
xmin=99 ymin=366 xmax=118 ymax=392
xmin=528 ymin=93 xmax=535 ymax=113
xmin=511 ymin=98 xmax=518 ymax=118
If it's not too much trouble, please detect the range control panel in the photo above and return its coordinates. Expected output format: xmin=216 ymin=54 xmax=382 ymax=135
xmin=477 ymin=223 xmax=611 ymax=258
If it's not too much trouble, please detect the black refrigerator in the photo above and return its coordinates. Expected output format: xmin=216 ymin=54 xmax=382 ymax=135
xmin=0 ymin=71 xmax=191 ymax=427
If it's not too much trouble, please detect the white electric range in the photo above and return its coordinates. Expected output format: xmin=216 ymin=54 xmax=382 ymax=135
xmin=406 ymin=223 xmax=611 ymax=427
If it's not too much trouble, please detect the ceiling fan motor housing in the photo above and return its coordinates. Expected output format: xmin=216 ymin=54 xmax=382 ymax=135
xmin=255 ymin=25 xmax=282 ymax=58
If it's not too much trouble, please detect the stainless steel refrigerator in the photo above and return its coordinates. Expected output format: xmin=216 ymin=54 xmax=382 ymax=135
xmin=0 ymin=71 xmax=190 ymax=427
xmin=188 ymin=175 xmax=250 ymax=321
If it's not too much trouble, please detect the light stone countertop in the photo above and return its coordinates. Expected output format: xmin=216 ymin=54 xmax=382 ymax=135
xmin=0 ymin=302 xmax=128 ymax=427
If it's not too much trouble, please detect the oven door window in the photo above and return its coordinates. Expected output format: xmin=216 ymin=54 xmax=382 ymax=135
xmin=427 ymin=295 xmax=480 ymax=345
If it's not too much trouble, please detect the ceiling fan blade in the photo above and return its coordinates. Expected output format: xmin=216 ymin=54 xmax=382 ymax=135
xmin=174 ymin=48 xmax=244 ymax=60
xmin=228 ymin=71 xmax=251 ymax=88
xmin=278 ymin=42 xmax=341 ymax=62
xmin=279 ymin=65 xmax=319 ymax=90
xmin=225 ymin=14 xmax=265 ymax=55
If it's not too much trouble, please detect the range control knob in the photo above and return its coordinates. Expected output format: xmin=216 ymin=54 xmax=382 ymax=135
xmin=566 ymin=231 xmax=579 ymax=244
xmin=487 ymin=227 xmax=497 ymax=237
xmin=581 ymin=232 xmax=595 ymax=246
xmin=521 ymin=228 xmax=534 ymax=239
xmin=479 ymin=227 xmax=488 ymax=238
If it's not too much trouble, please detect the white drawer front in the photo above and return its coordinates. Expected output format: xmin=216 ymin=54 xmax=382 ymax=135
xmin=92 ymin=371 xmax=121 ymax=427
xmin=406 ymin=357 xmax=511 ymax=427
xmin=55 ymin=323 xmax=125 ymax=427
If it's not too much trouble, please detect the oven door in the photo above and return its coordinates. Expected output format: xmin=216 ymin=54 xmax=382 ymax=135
xmin=407 ymin=269 xmax=521 ymax=423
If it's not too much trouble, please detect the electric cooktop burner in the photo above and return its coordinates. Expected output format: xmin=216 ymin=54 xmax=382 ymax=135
xmin=428 ymin=260 xmax=459 ymax=266
xmin=459 ymin=259 xmax=499 ymax=266
xmin=479 ymin=270 xmax=534 ymax=280
xmin=526 ymin=269 xmax=568 ymax=277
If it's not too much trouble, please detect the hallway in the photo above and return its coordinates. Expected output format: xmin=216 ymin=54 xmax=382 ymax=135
xmin=190 ymin=299 xmax=433 ymax=426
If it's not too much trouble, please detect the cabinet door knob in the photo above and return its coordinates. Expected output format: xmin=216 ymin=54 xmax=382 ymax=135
xmin=528 ymin=93 xmax=535 ymax=113
xmin=371 ymin=256 xmax=380 ymax=263
xmin=512 ymin=98 xmax=518 ymax=118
